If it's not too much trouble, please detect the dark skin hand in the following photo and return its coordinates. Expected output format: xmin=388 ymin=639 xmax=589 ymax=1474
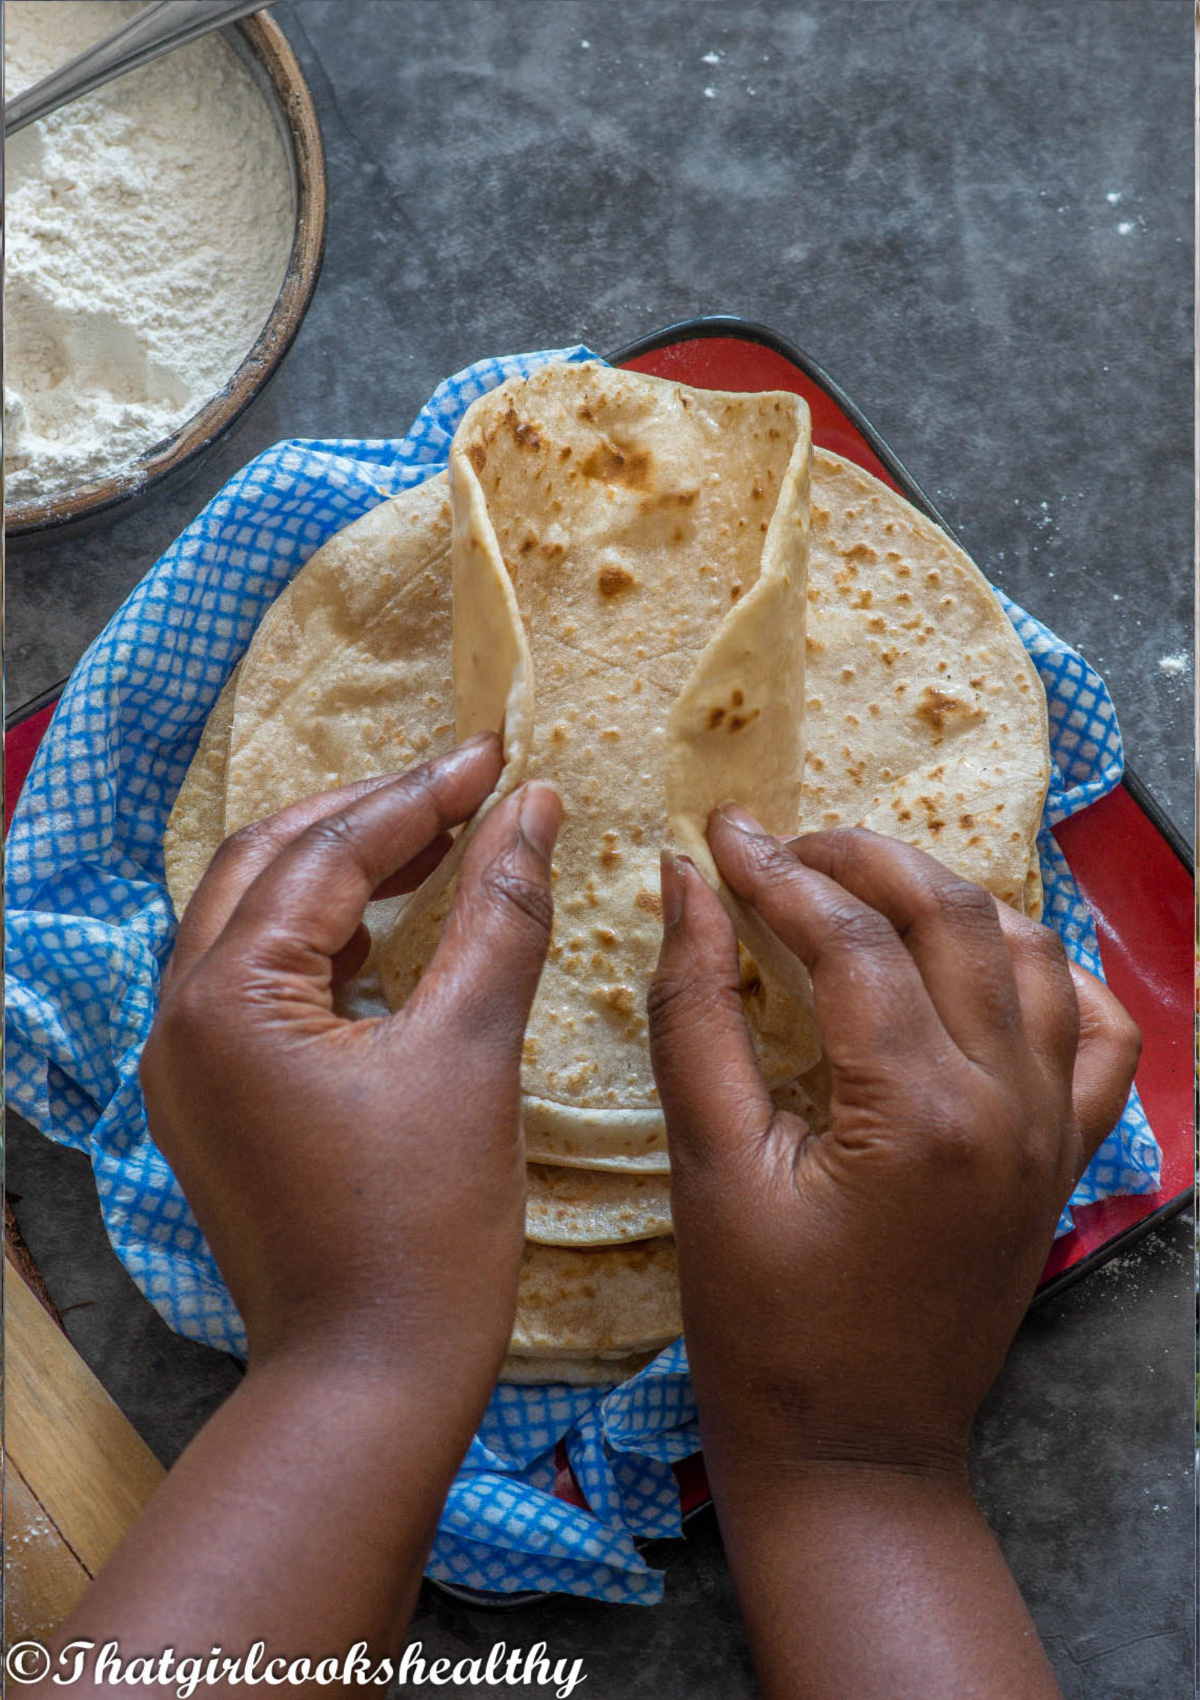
xmin=30 ymin=751 xmax=1138 ymax=1700
xmin=649 ymin=808 xmax=1141 ymax=1700
xmin=32 ymin=734 xmax=563 ymax=1696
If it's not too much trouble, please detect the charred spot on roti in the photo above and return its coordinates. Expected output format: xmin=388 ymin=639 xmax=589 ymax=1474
xmin=502 ymin=405 xmax=542 ymax=450
xmin=580 ymin=442 xmax=653 ymax=489
xmin=599 ymin=831 xmax=622 ymax=870
xmin=914 ymin=685 xmax=982 ymax=735
xmin=641 ymin=486 xmax=699 ymax=511
xmin=635 ymin=888 xmax=662 ymax=918
xmin=597 ymin=562 xmax=636 ymax=598
xmin=595 ymin=984 xmax=636 ymax=1020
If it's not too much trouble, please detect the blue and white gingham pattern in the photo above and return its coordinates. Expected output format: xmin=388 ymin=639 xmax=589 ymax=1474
xmin=5 ymin=349 xmax=1160 ymax=1604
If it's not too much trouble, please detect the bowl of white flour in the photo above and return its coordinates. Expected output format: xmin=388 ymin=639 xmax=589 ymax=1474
xmin=4 ymin=1 xmax=327 ymax=541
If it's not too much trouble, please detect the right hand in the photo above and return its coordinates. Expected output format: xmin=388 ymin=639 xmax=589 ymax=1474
xmin=648 ymin=811 xmax=1140 ymax=1479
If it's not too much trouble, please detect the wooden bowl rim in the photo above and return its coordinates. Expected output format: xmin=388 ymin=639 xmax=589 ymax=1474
xmin=5 ymin=12 xmax=328 ymax=542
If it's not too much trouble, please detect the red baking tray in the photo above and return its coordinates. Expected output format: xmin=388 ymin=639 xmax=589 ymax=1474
xmin=6 ymin=316 xmax=1192 ymax=1603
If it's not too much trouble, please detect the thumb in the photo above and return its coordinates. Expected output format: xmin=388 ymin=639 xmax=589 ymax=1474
xmin=411 ymin=782 xmax=561 ymax=1063
xmin=647 ymin=853 xmax=776 ymax=1174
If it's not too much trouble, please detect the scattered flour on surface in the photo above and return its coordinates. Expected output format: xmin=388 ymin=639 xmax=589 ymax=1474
xmin=1157 ymin=653 xmax=1189 ymax=676
xmin=4 ymin=0 xmax=293 ymax=504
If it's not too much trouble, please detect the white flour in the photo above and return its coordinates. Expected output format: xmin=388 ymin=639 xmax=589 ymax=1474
xmin=4 ymin=1 xmax=294 ymax=504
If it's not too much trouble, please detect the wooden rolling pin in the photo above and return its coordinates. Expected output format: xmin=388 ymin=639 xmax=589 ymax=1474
xmin=4 ymin=1205 xmax=165 ymax=1644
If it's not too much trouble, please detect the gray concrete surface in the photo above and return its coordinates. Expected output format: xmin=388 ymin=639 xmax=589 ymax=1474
xmin=6 ymin=4 xmax=1193 ymax=1695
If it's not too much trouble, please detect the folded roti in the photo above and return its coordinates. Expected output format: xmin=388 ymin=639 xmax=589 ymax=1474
xmin=165 ymin=403 xmax=1050 ymax=1208
xmin=166 ymin=449 xmax=1048 ymax=935
xmin=799 ymin=453 xmax=1049 ymax=914
xmin=164 ymin=666 xmax=239 ymax=915
xmin=510 ymin=1239 xmax=681 ymax=1357
xmin=378 ymin=362 xmax=818 ymax=1167
xmin=524 ymin=1163 xmax=671 ymax=1246
xmin=162 ymin=398 xmax=1053 ymax=1376
xmin=224 ymin=474 xmax=457 ymax=833
xmin=499 ymin=1349 xmax=659 ymax=1386
xmin=165 ymin=478 xmax=458 ymax=915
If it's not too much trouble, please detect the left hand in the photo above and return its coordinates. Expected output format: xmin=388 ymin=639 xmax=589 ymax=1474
xmin=141 ymin=733 xmax=561 ymax=1429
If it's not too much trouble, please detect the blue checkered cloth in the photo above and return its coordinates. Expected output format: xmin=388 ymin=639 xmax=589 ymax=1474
xmin=5 ymin=348 xmax=1160 ymax=1605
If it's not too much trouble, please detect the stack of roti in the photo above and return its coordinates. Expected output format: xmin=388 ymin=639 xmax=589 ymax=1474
xmin=165 ymin=361 xmax=1049 ymax=1384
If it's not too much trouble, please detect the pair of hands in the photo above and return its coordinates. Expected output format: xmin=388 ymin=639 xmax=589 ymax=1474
xmin=142 ymin=732 xmax=1139 ymax=1483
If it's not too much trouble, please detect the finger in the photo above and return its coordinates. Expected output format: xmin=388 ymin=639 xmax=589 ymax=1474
xmin=647 ymin=853 xmax=776 ymax=1170
xmin=408 ymin=782 xmax=563 ymax=1063
xmin=173 ymin=819 xmax=453 ymax=987
xmin=330 ymin=922 xmax=372 ymax=991
xmin=1067 ymin=960 xmax=1141 ymax=1173
xmin=203 ymin=736 xmax=502 ymax=986
xmin=168 ymin=735 xmax=499 ymax=981
xmin=781 ymin=825 xmax=1024 ymax=1072
xmin=992 ymin=902 xmax=1080 ymax=1076
xmin=367 ymin=835 xmax=454 ymax=901
xmin=708 ymin=808 xmax=947 ymax=1076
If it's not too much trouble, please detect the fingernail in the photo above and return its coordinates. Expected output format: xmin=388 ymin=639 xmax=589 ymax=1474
xmin=458 ymin=730 xmax=500 ymax=755
xmin=517 ymin=782 xmax=561 ymax=860
xmin=716 ymin=800 xmax=767 ymax=835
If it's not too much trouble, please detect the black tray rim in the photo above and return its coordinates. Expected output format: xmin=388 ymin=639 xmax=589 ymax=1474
xmin=5 ymin=312 xmax=1193 ymax=1612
